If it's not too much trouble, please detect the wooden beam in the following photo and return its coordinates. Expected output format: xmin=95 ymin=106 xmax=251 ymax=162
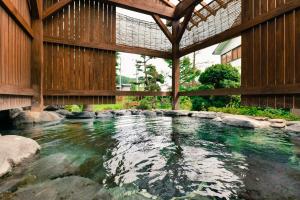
xmin=172 ymin=20 xmax=180 ymax=110
xmin=0 ymin=0 xmax=34 ymax=38
xmin=179 ymin=85 xmax=300 ymax=97
xmin=43 ymin=36 xmax=172 ymax=59
xmin=27 ymin=0 xmax=42 ymax=19
xmin=160 ymin=0 xmax=175 ymax=8
xmin=174 ymin=0 xmax=199 ymax=19
xmin=0 ymin=85 xmax=35 ymax=96
xmin=176 ymin=5 xmax=195 ymax=42
xmin=44 ymin=90 xmax=171 ymax=97
xmin=43 ymin=0 xmax=72 ymax=20
xmin=107 ymin=0 xmax=174 ymax=19
xmin=31 ymin=0 xmax=44 ymax=111
xmin=152 ymin=14 xmax=173 ymax=43
xmin=180 ymin=0 xmax=300 ymax=56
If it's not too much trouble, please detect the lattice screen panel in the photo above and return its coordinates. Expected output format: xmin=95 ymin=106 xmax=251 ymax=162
xmin=180 ymin=0 xmax=241 ymax=49
xmin=116 ymin=13 xmax=172 ymax=52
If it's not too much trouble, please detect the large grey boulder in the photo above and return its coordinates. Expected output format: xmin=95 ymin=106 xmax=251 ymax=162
xmin=9 ymin=108 xmax=23 ymax=119
xmin=55 ymin=109 xmax=72 ymax=117
xmin=12 ymin=111 xmax=62 ymax=126
xmin=285 ymin=123 xmax=300 ymax=133
xmin=44 ymin=105 xmax=63 ymax=111
xmin=163 ymin=110 xmax=189 ymax=117
xmin=95 ymin=111 xmax=114 ymax=119
xmin=131 ymin=109 xmax=142 ymax=115
xmin=112 ymin=110 xmax=131 ymax=116
xmin=66 ymin=111 xmax=95 ymax=119
xmin=12 ymin=176 xmax=101 ymax=200
xmin=0 ymin=136 xmax=41 ymax=177
xmin=141 ymin=110 xmax=156 ymax=117
xmin=190 ymin=111 xmax=218 ymax=119
xmin=222 ymin=115 xmax=270 ymax=128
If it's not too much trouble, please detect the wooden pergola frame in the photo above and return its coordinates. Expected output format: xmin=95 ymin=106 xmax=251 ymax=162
xmin=1 ymin=0 xmax=300 ymax=110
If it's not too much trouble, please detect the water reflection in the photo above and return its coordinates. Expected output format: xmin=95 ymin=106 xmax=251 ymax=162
xmin=104 ymin=116 xmax=245 ymax=199
xmin=1 ymin=116 xmax=300 ymax=200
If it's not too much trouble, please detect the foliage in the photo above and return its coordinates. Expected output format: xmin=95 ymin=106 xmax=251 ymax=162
xmin=64 ymin=105 xmax=83 ymax=112
xmin=134 ymin=55 xmax=164 ymax=92
xmin=180 ymin=96 xmax=192 ymax=110
xmin=199 ymin=64 xmax=240 ymax=88
xmin=208 ymin=106 xmax=300 ymax=121
xmin=191 ymin=64 xmax=241 ymax=111
xmin=165 ymin=57 xmax=201 ymax=90
xmin=93 ymin=104 xmax=123 ymax=111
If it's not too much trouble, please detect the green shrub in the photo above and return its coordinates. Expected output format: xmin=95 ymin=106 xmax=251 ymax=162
xmin=191 ymin=64 xmax=241 ymax=111
xmin=208 ymin=106 xmax=300 ymax=121
xmin=64 ymin=105 xmax=82 ymax=112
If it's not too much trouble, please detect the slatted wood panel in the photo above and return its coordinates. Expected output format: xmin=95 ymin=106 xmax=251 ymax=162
xmin=0 ymin=1 xmax=32 ymax=111
xmin=241 ymin=0 xmax=300 ymax=109
xmin=43 ymin=0 xmax=116 ymax=105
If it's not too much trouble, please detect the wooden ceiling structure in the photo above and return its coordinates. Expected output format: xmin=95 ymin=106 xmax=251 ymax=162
xmin=0 ymin=0 xmax=300 ymax=111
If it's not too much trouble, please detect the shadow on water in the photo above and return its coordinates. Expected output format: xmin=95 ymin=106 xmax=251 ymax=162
xmin=1 ymin=115 xmax=300 ymax=200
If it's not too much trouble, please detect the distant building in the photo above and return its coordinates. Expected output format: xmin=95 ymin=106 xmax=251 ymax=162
xmin=116 ymin=84 xmax=132 ymax=91
xmin=213 ymin=36 xmax=241 ymax=70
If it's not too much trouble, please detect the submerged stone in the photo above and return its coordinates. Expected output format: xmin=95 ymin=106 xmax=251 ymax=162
xmin=25 ymin=153 xmax=80 ymax=181
xmin=66 ymin=111 xmax=95 ymax=119
xmin=0 ymin=136 xmax=40 ymax=177
xmin=12 ymin=176 xmax=101 ymax=200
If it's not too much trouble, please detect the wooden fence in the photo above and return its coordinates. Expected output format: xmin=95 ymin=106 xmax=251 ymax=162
xmin=0 ymin=0 xmax=33 ymax=111
xmin=43 ymin=0 xmax=116 ymax=105
xmin=241 ymin=0 xmax=300 ymax=109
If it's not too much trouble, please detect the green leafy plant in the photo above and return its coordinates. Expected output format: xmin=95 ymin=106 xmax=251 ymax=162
xmin=191 ymin=64 xmax=241 ymax=111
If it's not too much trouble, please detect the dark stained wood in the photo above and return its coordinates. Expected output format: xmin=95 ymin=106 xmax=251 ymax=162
xmin=0 ymin=0 xmax=34 ymax=38
xmin=152 ymin=14 xmax=173 ymax=43
xmin=174 ymin=0 xmax=199 ymax=19
xmin=43 ymin=36 xmax=172 ymax=59
xmin=42 ymin=0 xmax=72 ymax=20
xmin=107 ymin=0 xmax=174 ymax=19
xmin=176 ymin=5 xmax=195 ymax=42
xmin=31 ymin=0 xmax=43 ymax=111
xmin=179 ymin=85 xmax=300 ymax=97
xmin=0 ymin=84 xmax=35 ymax=96
xmin=44 ymin=90 xmax=172 ymax=97
xmin=28 ymin=0 xmax=42 ymax=19
xmin=172 ymin=20 xmax=180 ymax=110
xmin=0 ymin=0 xmax=32 ymax=111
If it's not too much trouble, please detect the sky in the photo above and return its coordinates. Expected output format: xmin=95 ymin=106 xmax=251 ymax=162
xmin=116 ymin=6 xmax=221 ymax=89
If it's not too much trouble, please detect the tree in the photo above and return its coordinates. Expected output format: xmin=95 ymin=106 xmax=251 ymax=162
xmin=165 ymin=57 xmax=201 ymax=90
xmin=199 ymin=64 xmax=240 ymax=89
xmin=135 ymin=55 xmax=164 ymax=92
xmin=191 ymin=64 xmax=241 ymax=111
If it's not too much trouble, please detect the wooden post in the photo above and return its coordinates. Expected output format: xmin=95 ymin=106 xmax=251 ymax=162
xmin=172 ymin=20 xmax=180 ymax=110
xmin=31 ymin=0 xmax=44 ymax=111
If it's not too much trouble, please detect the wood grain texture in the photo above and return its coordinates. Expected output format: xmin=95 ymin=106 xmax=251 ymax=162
xmin=0 ymin=1 xmax=32 ymax=110
xmin=241 ymin=0 xmax=300 ymax=109
xmin=43 ymin=0 xmax=117 ymax=105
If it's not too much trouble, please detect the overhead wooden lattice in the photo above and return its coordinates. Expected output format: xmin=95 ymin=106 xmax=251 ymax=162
xmin=180 ymin=0 xmax=241 ymax=49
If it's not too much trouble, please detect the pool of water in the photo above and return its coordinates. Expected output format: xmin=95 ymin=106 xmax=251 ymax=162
xmin=1 ymin=115 xmax=300 ymax=200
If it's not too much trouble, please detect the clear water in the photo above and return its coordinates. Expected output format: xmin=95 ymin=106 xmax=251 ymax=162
xmin=1 ymin=115 xmax=300 ymax=200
